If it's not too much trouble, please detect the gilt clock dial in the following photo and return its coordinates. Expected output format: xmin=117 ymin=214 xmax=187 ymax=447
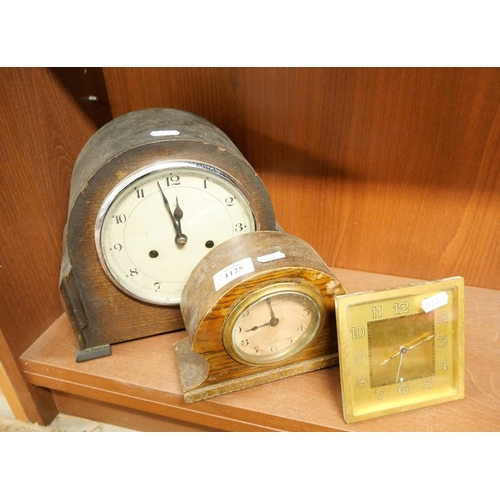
xmin=335 ymin=277 xmax=465 ymax=423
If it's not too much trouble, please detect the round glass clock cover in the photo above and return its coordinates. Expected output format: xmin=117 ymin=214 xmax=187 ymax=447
xmin=95 ymin=161 xmax=256 ymax=305
xmin=224 ymin=284 xmax=325 ymax=365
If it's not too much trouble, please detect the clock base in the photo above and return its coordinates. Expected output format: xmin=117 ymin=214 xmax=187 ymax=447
xmin=174 ymin=337 xmax=338 ymax=403
xmin=76 ymin=344 xmax=112 ymax=362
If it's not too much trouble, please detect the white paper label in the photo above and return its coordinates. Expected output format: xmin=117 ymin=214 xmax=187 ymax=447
xmin=421 ymin=291 xmax=448 ymax=313
xmin=213 ymin=257 xmax=254 ymax=291
xmin=150 ymin=130 xmax=180 ymax=137
xmin=257 ymin=251 xmax=286 ymax=263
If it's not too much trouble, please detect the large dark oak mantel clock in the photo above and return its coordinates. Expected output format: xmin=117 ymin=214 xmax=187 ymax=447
xmin=60 ymin=108 xmax=277 ymax=362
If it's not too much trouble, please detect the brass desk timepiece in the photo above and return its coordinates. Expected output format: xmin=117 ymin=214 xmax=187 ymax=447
xmin=175 ymin=231 xmax=346 ymax=403
xmin=335 ymin=277 xmax=465 ymax=423
xmin=60 ymin=108 xmax=276 ymax=361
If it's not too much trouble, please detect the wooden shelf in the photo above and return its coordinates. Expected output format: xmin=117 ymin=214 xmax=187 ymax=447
xmin=20 ymin=268 xmax=500 ymax=431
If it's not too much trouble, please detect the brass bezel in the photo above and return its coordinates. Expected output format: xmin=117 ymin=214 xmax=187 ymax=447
xmin=223 ymin=282 xmax=327 ymax=366
xmin=335 ymin=277 xmax=465 ymax=423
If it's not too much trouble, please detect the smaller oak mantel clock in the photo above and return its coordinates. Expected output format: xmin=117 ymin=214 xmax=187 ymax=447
xmin=175 ymin=231 xmax=346 ymax=403
xmin=335 ymin=277 xmax=465 ymax=423
xmin=60 ymin=108 xmax=276 ymax=362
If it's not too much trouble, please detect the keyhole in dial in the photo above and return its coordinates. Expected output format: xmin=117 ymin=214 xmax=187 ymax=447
xmin=205 ymin=240 xmax=215 ymax=249
xmin=149 ymin=250 xmax=159 ymax=258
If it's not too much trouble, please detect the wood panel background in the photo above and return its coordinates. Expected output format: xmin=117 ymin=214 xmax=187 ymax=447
xmin=0 ymin=68 xmax=100 ymax=422
xmin=0 ymin=67 xmax=499 ymax=423
xmin=104 ymin=67 xmax=500 ymax=290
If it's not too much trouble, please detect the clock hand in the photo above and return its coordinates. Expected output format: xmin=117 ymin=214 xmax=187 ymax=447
xmin=407 ymin=333 xmax=435 ymax=351
xmin=375 ymin=331 xmax=435 ymax=367
xmin=157 ymin=182 xmax=188 ymax=247
xmin=266 ymin=299 xmax=279 ymax=327
xmin=173 ymin=197 xmax=188 ymax=246
xmin=395 ymin=346 xmax=407 ymax=383
xmin=245 ymin=321 xmax=274 ymax=332
xmin=376 ymin=348 xmax=401 ymax=366
xmin=245 ymin=299 xmax=281 ymax=331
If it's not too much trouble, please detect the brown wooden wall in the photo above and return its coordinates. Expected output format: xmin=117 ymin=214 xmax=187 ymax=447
xmin=104 ymin=67 xmax=500 ymax=290
xmin=0 ymin=68 xmax=99 ymax=421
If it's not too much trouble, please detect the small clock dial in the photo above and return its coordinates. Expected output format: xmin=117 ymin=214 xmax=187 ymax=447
xmin=224 ymin=284 xmax=324 ymax=365
xmin=336 ymin=277 xmax=465 ymax=423
xmin=95 ymin=161 xmax=256 ymax=305
xmin=369 ymin=312 xmax=435 ymax=387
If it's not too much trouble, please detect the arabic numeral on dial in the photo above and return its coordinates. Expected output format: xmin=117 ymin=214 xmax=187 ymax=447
xmin=166 ymin=175 xmax=181 ymax=187
xmin=438 ymin=360 xmax=448 ymax=371
xmin=113 ymin=243 xmax=122 ymax=252
xmin=350 ymin=326 xmax=366 ymax=339
xmin=115 ymin=214 xmax=127 ymax=224
xmin=135 ymin=188 xmax=145 ymax=198
xmin=393 ymin=301 xmax=410 ymax=315
xmin=154 ymin=281 xmax=161 ymax=291
xmin=356 ymin=376 xmax=368 ymax=389
xmin=225 ymin=196 xmax=235 ymax=206
xmin=372 ymin=306 xmax=382 ymax=318
xmin=422 ymin=379 xmax=433 ymax=390
xmin=375 ymin=389 xmax=385 ymax=400
xmin=437 ymin=334 xmax=448 ymax=348
xmin=235 ymin=222 xmax=245 ymax=232
xmin=437 ymin=312 xmax=448 ymax=324
xmin=398 ymin=384 xmax=410 ymax=395
xmin=129 ymin=268 xmax=139 ymax=277
xmin=240 ymin=338 xmax=249 ymax=347
xmin=354 ymin=351 xmax=366 ymax=364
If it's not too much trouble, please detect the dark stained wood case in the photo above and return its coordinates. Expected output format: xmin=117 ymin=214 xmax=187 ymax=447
xmin=60 ymin=108 xmax=276 ymax=361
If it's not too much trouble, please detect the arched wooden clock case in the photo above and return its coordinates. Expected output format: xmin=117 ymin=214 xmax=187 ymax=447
xmin=60 ymin=108 xmax=277 ymax=361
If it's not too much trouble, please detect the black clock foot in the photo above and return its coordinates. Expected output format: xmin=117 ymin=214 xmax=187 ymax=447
xmin=76 ymin=344 xmax=112 ymax=362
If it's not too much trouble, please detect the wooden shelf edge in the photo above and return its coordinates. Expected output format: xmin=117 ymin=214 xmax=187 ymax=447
xmin=19 ymin=269 xmax=500 ymax=432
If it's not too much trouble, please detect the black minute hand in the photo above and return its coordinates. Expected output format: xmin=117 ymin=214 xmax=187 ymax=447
xmin=266 ymin=299 xmax=279 ymax=327
xmin=157 ymin=182 xmax=188 ymax=247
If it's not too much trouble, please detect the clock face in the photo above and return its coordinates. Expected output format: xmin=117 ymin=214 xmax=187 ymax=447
xmin=223 ymin=283 xmax=325 ymax=365
xmin=95 ymin=161 xmax=256 ymax=305
xmin=335 ymin=277 xmax=465 ymax=423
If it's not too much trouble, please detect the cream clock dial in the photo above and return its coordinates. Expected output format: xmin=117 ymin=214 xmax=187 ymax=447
xmin=95 ymin=161 xmax=255 ymax=305
xmin=223 ymin=283 xmax=325 ymax=365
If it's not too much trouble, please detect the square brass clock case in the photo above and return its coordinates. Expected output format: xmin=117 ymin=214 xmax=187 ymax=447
xmin=335 ymin=277 xmax=465 ymax=423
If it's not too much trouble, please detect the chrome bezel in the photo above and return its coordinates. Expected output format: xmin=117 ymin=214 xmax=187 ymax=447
xmin=94 ymin=160 xmax=258 ymax=305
